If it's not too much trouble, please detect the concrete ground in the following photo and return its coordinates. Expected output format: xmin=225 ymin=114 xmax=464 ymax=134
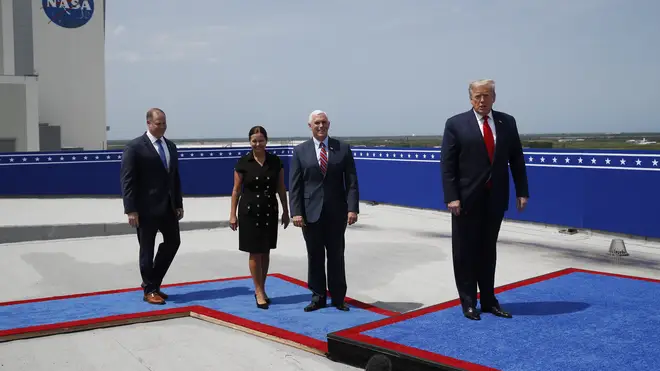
xmin=2 ymin=197 xmax=660 ymax=370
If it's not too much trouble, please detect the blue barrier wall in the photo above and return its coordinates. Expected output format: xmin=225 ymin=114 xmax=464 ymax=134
xmin=0 ymin=146 xmax=292 ymax=197
xmin=1 ymin=145 xmax=658 ymax=239
xmin=351 ymin=147 xmax=660 ymax=239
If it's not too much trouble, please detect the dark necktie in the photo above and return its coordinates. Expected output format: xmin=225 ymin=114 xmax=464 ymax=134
xmin=156 ymin=138 xmax=168 ymax=170
xmin=319 ymin=142 xmax=327 ymax=175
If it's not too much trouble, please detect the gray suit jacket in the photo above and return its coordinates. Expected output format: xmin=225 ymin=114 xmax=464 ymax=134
xmin=289 ymin=137 xmax=359 ymax=224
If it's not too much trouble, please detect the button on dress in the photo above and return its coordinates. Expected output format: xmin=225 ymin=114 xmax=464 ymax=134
xmin=234 ymin=151 xmax=283 ymax=253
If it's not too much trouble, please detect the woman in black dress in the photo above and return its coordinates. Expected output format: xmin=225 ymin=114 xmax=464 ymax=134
xmin=229 ymin=126 xmax=290 ymax=309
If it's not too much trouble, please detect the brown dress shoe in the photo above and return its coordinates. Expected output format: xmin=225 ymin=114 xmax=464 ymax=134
xmin=143 ymin=292 xmax=165 ymax=305
xmin=156 ymin=290 xmax=168 ymax=300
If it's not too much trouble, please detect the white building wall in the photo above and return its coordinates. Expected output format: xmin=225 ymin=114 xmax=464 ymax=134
xmin=0 ymin=75 xmax=39 ymax=152
xmin=1 ymin=0 xmax=15 ymax=75
xmin=31 ymin=0 xmax=106 ymax=150
xmin=24 ymin=75 xmax=39 ymax=150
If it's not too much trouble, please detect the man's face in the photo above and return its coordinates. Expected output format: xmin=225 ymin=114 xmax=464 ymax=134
xmin=308 ymin=113 xmax=330 ymax=141
xmin=147 ymin=112 xmax=167 ymax=138
xmin=470 ymin=85 xmax=495 ymax=116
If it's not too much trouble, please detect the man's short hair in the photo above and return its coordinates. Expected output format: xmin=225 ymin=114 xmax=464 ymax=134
xmin=147 ymin=108 xmax=165 ymax=121
xmin=468 ymin=79 xmax=496 ymax=98
xmin=308 ymin=109 xmax=328 ymax=123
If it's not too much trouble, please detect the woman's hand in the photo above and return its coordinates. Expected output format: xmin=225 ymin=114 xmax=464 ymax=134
xmin=229 ymin=215 xmax=238 ymax=231
xmin=281 ymin=212 xmax=290 ymax=229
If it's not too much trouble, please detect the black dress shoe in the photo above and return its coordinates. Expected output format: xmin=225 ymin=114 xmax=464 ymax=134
xmin=333 ymin=302 xmax=350 ymax=311
xmin=304 ymin=301 xmax=326 ymax=312
xmin=463 ymin=307 xmax=481 ymax=320
xmin=482 ymin=305 xmax=512 ymax=318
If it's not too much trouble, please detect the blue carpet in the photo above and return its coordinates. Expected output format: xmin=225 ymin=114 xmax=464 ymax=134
xmin=1 ymin=276 xmax=386 ymax=342
xmin=363 ymin=272 xmax=660 ymax=371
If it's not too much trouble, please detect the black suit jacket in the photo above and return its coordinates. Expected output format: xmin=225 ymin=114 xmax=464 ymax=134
xmin=120 ymin=133 xmax=183 ymax=218
xmin=289 ymin=137 xmax=359 ymax=224
xmin=441 ymin=109 xmax=529 ymax=213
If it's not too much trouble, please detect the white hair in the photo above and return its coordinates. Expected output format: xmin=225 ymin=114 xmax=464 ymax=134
xmin=469 ymin=79 xmax=495 ymax=98
xmin=308 ymin=110 xmax=328 ymax=123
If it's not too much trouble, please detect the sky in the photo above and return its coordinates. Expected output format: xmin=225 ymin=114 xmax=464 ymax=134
xmin=104 ymin=0 xmax=660 ymax=140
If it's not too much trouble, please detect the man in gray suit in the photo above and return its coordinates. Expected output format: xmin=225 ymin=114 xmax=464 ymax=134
xmin=289 ymin=110 xmax=360 ymax=312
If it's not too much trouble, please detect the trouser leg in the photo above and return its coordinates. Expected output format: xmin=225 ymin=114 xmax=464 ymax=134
xmin=137 ymin=222 xmax=158 ymax=294
xmin=302 ymin=221 xmax=326 ymax=303
xmin=151 ymin=211 xmax=181 ymax=290
xmin=326 ymin=219 xmax=348 ymax=304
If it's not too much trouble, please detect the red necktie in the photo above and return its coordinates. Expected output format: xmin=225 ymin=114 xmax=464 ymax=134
xmin=483 ymin=116 xmax=495 ymax=188
xmin=319 ymin=142 xmax=327 ymax=175
xmin=483 ymin=116 xmax=495 ymax=162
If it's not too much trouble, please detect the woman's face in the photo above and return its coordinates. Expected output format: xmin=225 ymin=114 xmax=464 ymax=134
xmin=250 ymin=132 xmax=267 ymax=152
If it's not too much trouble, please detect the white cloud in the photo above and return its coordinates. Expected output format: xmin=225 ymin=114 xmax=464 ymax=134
xmin=106 ymin=50 xmax=142 ymax=63
xmin=141 ymin=32 xmax=216 ymax=62
xmin=206 ymin=25 xmax=229 ymax=33
xmin=106 ymin=29 xmax=217 ymax=63
xmin=112 ymin=25 xmax=126 ymax=36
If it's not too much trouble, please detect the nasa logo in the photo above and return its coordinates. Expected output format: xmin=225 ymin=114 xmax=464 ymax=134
xmin=42 ymin=0 xmax=94 ymax=29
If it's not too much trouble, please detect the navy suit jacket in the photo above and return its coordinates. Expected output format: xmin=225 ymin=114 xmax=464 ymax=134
xmin=119 ymin=133 xmax=183 ymax=218
xmin=440 ymin=109 xmax=529 ymax=214
xmin=289 ymin=137 xmax=359 ymax=224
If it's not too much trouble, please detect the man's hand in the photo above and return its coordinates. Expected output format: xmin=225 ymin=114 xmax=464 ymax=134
xmin=347 ymin=212 xmax=358 ymax=225
xmin=516 ymin=197 xmax=528 ymax=211
xmin=176 ymin=208 xmax=184 ymax=220
xmin=127 ymin=212 xmax=139 ymax=227
xmin=447 ymin=200 xmax=461 ymax=216
xmin=292 ymin=215 xmax=305 ymax=228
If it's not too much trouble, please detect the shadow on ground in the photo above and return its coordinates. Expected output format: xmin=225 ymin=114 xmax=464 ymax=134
xmin=167 ymin=286 xmax=253 ymax=304
xmin=501 ymin=301 xmax=591 ymax=316
xmin=368 ymin=301 xmax=424 ymax=313
xmin=499 ymin=238 xmax=660 ymax=270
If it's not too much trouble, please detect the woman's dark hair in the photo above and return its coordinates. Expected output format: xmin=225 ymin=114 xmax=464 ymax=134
xmin=248 ymin=126 xmax=268 ymax=140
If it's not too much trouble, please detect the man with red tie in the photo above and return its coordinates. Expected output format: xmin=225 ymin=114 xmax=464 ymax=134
xmin=440 ymin=80 xmax=529 ymax=320
xmin=289 ymin=110 xmax=360 ymax=312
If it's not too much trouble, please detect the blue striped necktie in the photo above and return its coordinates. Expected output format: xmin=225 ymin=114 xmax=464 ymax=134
xmin=156 ymin=138 xmax=168 ymax=170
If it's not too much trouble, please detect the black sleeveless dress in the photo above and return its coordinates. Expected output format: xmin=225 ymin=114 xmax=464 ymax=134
xmin=234 ymin=151 xmax=283 ymax=253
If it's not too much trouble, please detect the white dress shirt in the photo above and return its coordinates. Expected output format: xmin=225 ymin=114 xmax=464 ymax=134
xmin=473 ymin=110 xmax=497 ymax=143
xmin=312 ymin=136 xmax=329 ymax=164
xmin=146 ymin=131 xmax=170 ymax=169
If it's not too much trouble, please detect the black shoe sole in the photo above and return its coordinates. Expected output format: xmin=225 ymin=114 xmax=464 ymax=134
xmin=304 ymin=304 xmax=326 ymax=312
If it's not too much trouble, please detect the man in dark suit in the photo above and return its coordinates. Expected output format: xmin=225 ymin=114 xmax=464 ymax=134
xmin=441 ymin=80 xmax=529 ymax=320
xmin=120 ymin=108 xmax=184 ymax=305
xmin=289 ymin=110 xmax=360 ymax=312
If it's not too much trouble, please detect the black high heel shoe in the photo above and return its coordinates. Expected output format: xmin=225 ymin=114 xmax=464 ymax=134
xmin=254 ymin=294 xmax=269 ymax=309
xmin=259 ymin=293 xmax=272 ymax=304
